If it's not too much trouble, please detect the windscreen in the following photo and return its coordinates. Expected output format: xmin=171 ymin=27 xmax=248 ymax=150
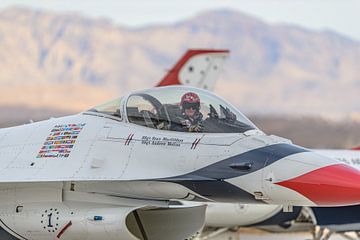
xmin=87 ymin=98 xmax=122 ymax=118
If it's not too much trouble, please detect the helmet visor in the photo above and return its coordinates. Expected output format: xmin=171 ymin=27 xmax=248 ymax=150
xmin=183 ymin=102 xmax=200 ymax=111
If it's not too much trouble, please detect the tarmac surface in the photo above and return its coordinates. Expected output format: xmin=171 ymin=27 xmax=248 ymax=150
xmin=239 ymin=232 xmax=348 ymax=240
xmin=203 ymin=228 xmax=358 ymax=240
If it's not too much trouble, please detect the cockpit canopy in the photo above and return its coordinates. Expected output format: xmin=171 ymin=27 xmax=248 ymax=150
xmin=88 ymin=86 xmax=257 ymax=133
xmin=127 ymin=87 xmax=257 ymax=133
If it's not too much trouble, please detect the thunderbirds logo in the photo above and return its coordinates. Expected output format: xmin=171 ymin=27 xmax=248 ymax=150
xmin=36 ymin=123 xmax=86 ymax=158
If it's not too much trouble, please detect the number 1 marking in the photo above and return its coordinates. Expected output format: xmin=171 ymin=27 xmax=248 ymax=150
xmin=47 ymin=213 xmax=53 ymax=227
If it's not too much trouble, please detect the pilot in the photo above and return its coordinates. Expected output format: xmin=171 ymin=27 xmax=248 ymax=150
xmin=179 ymin=92 xmax=204 ymax=132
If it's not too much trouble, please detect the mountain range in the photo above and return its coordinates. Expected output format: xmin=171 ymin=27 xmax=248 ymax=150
xmin=0 ymin=7 xmax=359 ymax=120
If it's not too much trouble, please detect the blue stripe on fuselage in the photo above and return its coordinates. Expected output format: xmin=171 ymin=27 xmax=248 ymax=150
xmin=160 ymin=143 xmax=308 ymax=203
xmin=167 ymin=143 xmax=309 ymax=181
xmin=175 ymin=180 xmax=263 ymax=203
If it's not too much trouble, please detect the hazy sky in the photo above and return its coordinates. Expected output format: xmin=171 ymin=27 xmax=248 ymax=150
xmin=0 ymin=0 xmax=359 ymax=40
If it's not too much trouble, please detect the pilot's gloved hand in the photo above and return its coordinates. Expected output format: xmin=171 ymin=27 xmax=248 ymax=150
xmin=157 ymin=121 xmax=168 ymax=130
xmin=181 ymin=119 xmax=192 ymax=128
xmin=188 ymin=123 xmax=203 ymax=132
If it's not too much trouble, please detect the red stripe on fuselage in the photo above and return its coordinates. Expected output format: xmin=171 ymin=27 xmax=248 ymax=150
xmin=57 ymin=221 xmax=72 ymax=239
xmin=276 ymin=164 xmax=360 ymax=206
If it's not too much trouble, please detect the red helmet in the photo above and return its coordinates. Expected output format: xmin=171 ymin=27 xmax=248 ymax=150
xmin=181 ymin=92 xmax=201 ymax=112
xmin=181 ymin=92 xmax=200 ymax=106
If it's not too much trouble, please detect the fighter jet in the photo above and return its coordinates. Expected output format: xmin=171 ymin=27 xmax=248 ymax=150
xmin=1 ymin=52 xmax=360 ymax=240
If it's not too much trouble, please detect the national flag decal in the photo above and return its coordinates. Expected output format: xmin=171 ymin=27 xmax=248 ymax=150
xmin=36 ymin=123 xmax=85 ymax=158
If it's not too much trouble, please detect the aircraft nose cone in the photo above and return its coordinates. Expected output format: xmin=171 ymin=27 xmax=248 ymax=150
xmin=276 ymin=164 xmax=360 ymax=206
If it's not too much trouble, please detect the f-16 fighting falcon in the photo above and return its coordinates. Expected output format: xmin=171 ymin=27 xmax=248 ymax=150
xmin=1 ymin=51 xmax=360 ymax=240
